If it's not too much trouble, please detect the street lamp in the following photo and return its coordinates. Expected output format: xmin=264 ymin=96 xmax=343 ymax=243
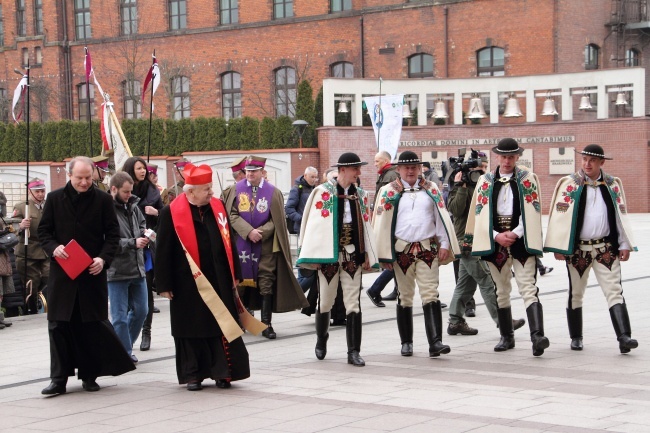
xmin=292 ymin=119 xmax=309 ymax=148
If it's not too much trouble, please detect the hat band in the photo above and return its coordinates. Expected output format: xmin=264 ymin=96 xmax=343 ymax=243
xmin=497 ymin=147 xmax=521 ymax=153
xmin=338 ymin=162 xmax=363 ymax=166
xmin=581 ymin=150 xmax=605 ymax=158
xmin=28 ymin=181 xmax=45 ymax=189
xmin=399 ymin=158 xmax=422 ymax=163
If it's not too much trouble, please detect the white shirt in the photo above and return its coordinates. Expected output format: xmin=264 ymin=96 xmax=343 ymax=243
xmin=394 ymin=180 xmax=450 ymax=248
xmin=579 ymin=175 xmax=630 ymax=250
xmin=342 ymin=186 xmax=352 ymax=224
xmin=492 ymin=172 xmax=524 ymax=239
xmin=246 ymin=178 xmax=265 ymax=189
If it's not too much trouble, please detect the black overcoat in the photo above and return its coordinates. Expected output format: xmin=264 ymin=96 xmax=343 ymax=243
xmin=38 ymin=183 xmax=120 ymax=322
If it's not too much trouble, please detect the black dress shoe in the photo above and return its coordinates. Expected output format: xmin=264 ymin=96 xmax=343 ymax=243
xmin=366 ymin=290 xmax=385 ymax=307
xmin=347 ymin=350 xmax=365 ymax=366
xmin=152 ymin=306 xmax=160 ymax=313
xmin=440 ymin=302 xmax=448 ymax=309
xmin=186 ymin=381 xmax=203 ymax=391
xmin=465 ymin=308 xmax=476 ymax=317
xmin=215 ymin=379 xmax=231 ymax=389
xmin=382 ymin=289 xmax=398 ymax=301
xmin=41 ymin=382 xmax=66 ymax=395
xmin=400 ymin=342 xmax=413 ymax=356
xmin=571 ymin=337 xmax=583 ymax=351
xmin=140 ymin=333 xmax=151 ymax=351
xmin=262 ymin=325 xmax=277 ymax=339
xmin=82 ymin=380 xmax=100 ymax=392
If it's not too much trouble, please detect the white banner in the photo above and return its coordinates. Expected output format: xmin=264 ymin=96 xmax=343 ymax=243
xmin=363 ymin=94 xmax=403 ymax=161
xmin=101 ymin=101 xmax=132 ymax=171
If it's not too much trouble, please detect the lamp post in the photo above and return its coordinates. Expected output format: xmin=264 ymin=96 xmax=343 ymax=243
xmin=292 ymin=119 xmax=308 ymax=148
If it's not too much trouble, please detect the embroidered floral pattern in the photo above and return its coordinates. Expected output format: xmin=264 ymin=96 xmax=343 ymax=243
xmin=462 ymin=234 xmax=474 ymax=250
xmin=380 ymin=188 xmax=400 ymax=211
xmin=571 ymin=250 xmax=592 ymax=278
xmin=395 ymin=251 xmax=415 ymax=274
xmin=610 ymin=185 xmax=622 ymax=205
xmin=493 ymin=246 xmax=510 ymax=272
xmin=315 ymin=189 xmax=334 ymax=218
xmin=341 ymin=257 xmax=359 ymax=279
xmin=475 ymin=181 xmax=491 ymax=215
xmin=520 ymin=178 xmax=541 ymax=213
xmin=430 ymin=187 xmax=446 ymax=209
xmin=360 ymin=192 xmax=370 ymax=222
xmin=417 ymin=248 xmax=438 ymax=268
xmin=595 ymin=244 xmax=616 ymax=271
xmin=320 ymin=263 xmax=339 ymax=284
xmin=556 ymin=183 xmax=579 ymax=213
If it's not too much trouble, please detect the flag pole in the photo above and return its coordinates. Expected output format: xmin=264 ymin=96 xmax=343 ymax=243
xmin=377 ymin=76 xmax=382 ymax=150
xmin=146 ymin=49 xmax=156 ymax=163
xmin=84 ymin=47 xmax=93 ymax=157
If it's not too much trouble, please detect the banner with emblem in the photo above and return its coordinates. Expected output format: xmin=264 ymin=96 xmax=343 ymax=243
xmin=363 ymin=94 xmax=404 ymax=161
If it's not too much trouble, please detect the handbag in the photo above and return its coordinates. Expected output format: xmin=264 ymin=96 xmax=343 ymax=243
xmin=0 ymin=216 xmax=18 ymax=250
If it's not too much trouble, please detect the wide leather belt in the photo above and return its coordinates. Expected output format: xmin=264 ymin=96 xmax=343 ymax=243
xmin=339 ymin=223 xmax=353 ymax=247
xmin=496 ymin=215 xmax=512 ymax=232
xmin=578 ymin=238 xmax=605 ymax=245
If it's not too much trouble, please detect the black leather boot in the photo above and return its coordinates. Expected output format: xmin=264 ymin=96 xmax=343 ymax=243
xmin=609 ymin=303 xmax=638 ymax=354
xmin=261 ymin=294 xmax=276 ymax=339
xmin=140 ymin=330 xmax=151 ymax=351
xmin=346 ymin=312 xmax=365 ymax=366
xmin=423 ymin=301 xmax=450 ymax=357
xmin=396 ymin=305 xmax=413 ymax=356
xmin=315 ymin=311 xmax=330 ymax=360
xmin=494 ymin=307 xmax=515 ymax=352
xmin=566 ymin=308 xmax=583 ymax=351
xmin=526 ymin=302 xmax=550 ymax=356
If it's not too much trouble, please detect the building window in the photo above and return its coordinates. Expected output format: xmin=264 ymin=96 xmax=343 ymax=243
xmin=274 ymin=0 xmax=293 ymax=19
xmin=477 ymin=47 xmax=504 ymax=76
xmin=172 ymin=76 xmax=190 ymax=119
xmin=21 ymin=48 xmax=29 ymax=67
xmin=275 ymin=66 xmax=296 ymax=117
xmin=625 ymin=48 xmax=639 ymax=67
xmin=408 ymin=54 xmax=434 ymax=78
xmin=75 ymin=0 xmax=91 ymax=40
xmin=585 ymin=44 xmax=599 ymax=70
xmin=16 ymin=0 xmax=26 ymax=36
xmin=331 ymin=61 xmax=354 ymax=78
xmin=34 ymin=0 xmax=43 ymax=34
xmin=0 ymin=5 xmax=4 ymax=46
xmin=123 ymin=79 xmax=141 ymax=119
xmin=222 ymin=72 xmax=241 ymax=120
xmin=121 ymin=0 xmax=137 ymax=35
xmin=0 ymin=88 xmax=8 ymax=122
xmin=77 ymin=82 xmax=95 ymax=121
xmin=168 ymin=0 xmax=186 ymax=30
xmin=34 ymin=46 xmax=42 ymax=65
xmin=220 ymin=0 xmax=238 ymax=24
xmin=330 ymin=0 xmax=352 ymax=12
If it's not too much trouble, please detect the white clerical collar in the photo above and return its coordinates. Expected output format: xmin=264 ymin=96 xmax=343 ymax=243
xmin=247 ymin=179 xmax=265 ymax=189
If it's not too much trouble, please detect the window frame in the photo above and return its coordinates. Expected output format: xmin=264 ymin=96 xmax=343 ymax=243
xmin=330 ymin=0 xmax=352 ymax=12
xmin=168 ymin=0 xmax=186 ymax=30
xmin=0 ymin=5 xmax=4 ymax=47
xmin=476 ymin=47 xmax=505 ymax=77
xmin=171 ymin=76 xmax=190 ymax=120
xmin=273 ymin=0 xmax=293 ymax=19
xmin=585 ymin=44 xmax=599 ymax=70
xmin=0 ymin=88 xmax=8 ymax=123
xmin=275 ymin=66 xmax=296 ymax=117
xmin=122 ymin=79 xmax=141 ymax=119
xmin=77 ymin=82 xmax=95 ymax=121
xmin=407 ymin=53 xmax=434 ymax=79
xmin=34 ymin=46 xmax=42 ymax=65
xmin=221 ymin=71 xmax=242 ymax=121
xmin=625 ymin=48 xmax=640 ymax=67
xmin=21 ymin=47 xmax=29 ymax=67
xmin=34 ymin=0 xmax=43 ymax=35
xmin=74 ymin=0 xmax=91 ymax=40
xmin=220 ymin=0 xmax=239 ymax=25
xmin=16 ymin=0 xmax=26 ymax=37
xmin=121 ymin=0 xmax=138 ymax=36
xmin=330 ymin=61 xmax=354 ymax=78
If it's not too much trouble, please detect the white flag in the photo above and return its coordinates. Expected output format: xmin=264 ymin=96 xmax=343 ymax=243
xmin=363 ymin=94 xmax=404 ymax=161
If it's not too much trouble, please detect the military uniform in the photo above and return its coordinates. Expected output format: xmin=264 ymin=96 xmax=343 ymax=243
xmin=161 ymin=180 xmax=184 ymax=205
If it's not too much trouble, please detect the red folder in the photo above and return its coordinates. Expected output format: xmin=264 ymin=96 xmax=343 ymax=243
xmin=55 ymin=239 xmax=93 ymax=280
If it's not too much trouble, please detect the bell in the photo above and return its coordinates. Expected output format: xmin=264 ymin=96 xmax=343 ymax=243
xmin=432 ymin=100 xmax=449 ymax=119
xmin=337 ymin=101 xmax=349 ymax=113
xmin=467 ymin=96 xmax=486 ymax=119
xmin=503 ymin=95 xmax=523 ymax=117
xmin=402 ymin=104 xmax=412 ymax=118
xmin=579 ymin=95 xmax=593 ymax=110
xmin=615 ymin=91 xmax=628 ymax=105
xmin=541 ymin=97 xmax=559 ymax=116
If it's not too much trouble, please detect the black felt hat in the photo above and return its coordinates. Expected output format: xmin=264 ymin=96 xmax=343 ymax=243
xmin=396 ymin=151 xmax=424 ymax=165
xmin=492 ymin=138 xmax=524 ymax=155
xmin=578 ymin=144 xmax=612 ymax=160
xmin=332 ymin=152 xmax=368 ymax=167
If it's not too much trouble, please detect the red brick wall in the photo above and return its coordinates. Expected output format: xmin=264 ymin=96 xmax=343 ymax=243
xmin=318 ymin=118 xmax=650 ymax=213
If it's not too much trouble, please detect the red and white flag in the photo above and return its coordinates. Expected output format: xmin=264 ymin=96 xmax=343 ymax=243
xmin=11 ymin=70 xmax=28 ymax=123
xmin=142 ymin=53 xmax=160 ymax=111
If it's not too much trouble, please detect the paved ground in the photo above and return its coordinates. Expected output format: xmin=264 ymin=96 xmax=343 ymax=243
xmin=1 ymin=214 xmax=649 ymax=433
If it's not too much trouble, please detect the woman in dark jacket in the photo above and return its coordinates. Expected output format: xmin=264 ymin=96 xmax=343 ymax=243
xmin=121 ymin=157 xmax=163 ymax=351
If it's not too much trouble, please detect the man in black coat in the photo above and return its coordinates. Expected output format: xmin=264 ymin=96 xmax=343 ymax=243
xmin=38 ymin=156 xmax=134 ymax=395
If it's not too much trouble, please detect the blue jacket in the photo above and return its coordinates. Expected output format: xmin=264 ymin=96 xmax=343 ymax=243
xmin=285 ymin=176 xmax=315 ymax=234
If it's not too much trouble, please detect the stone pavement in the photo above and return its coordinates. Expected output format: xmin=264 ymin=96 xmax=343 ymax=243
xmin=1 ymin=214 xmax=649 ymax=433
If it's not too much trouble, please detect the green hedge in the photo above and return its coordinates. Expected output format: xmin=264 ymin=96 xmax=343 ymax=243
xmin=0 ymin=114 xmax=316 ymax=162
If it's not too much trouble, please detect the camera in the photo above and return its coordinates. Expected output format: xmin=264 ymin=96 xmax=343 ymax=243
xmin=449 ymin=148 xmax=484 ymax=187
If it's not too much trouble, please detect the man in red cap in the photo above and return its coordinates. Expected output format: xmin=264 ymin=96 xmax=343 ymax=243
xmin=156 ymin=163 xmax=254 ymax=391
xmin=91 ymin=155 xmax=111 ymax=193
xmin=226 ymin=155 xmax=307 ymax=340
xmin=14 ymin=178 xmax=49 ymax=315
xmin=545 ymin=144 xmax=638 ymax=354
xmin=220 ymin=156 xmax=247 ymax=202
xmin=161 ymin=158 xmax=189 ymax=205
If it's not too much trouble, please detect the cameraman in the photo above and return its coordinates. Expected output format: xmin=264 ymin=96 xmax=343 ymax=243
xmin=446 ymin=155 xmax=525 ymax=335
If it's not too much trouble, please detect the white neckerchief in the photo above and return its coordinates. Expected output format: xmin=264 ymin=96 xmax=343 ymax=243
xmin=342 ymin=185 xmax=352 ymax=224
